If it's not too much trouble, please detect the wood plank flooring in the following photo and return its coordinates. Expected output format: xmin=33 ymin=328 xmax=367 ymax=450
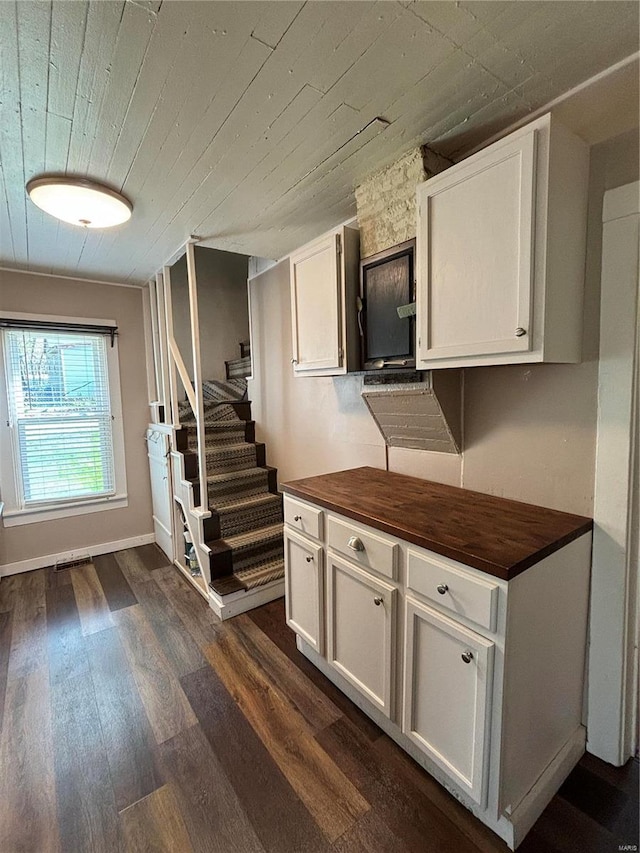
xmin=0 ymin=544 xmax=637 ymax=853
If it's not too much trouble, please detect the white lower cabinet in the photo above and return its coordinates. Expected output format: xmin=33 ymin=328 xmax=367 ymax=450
xmin=284 ymin=528 xmax=324 ymax=654
xmin=403 ymin=598 xmax=494 ymax=806
xmin=283 ymin=493 xmax=592 ymax=850
xmin=326 ymin=554 xmax=397 ymax=718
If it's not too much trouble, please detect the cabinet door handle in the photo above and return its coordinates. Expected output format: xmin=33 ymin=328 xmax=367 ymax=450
xmin=373 ymin=596 xmax=383 ymax=606
xmin=294 ymin=515 xmax=301 ymax=521
xmin=305 ymin=555 xmax=313 ymax=563
xmin=291 ymin=358 xmax=298 ymax=364
xmin=347 ymin=536 xmax=365 ymax=552
xmin=437 ymin=583 xmax=448 ymax=595
xmin=515 ymin=327 xmax=527 ymax=337
xmin=461 ymin=650 xmax=474 ymax=664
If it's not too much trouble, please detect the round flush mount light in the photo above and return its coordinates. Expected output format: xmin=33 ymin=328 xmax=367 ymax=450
xmin=26 ymin=176 xmax=133 ymax=229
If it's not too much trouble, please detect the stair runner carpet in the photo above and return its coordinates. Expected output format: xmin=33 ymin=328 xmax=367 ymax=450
xmin=178 ymin=378 xmax=284 ymax=594
xmin=226 ymin=355 xmax=252 ymax=379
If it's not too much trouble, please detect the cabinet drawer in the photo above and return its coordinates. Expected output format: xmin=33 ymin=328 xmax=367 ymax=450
xmin=407 ymin=549 xmax=499 ymax=633
xmin=328 ymin=516 xmax=398 ymax=580
xmin=284 ymin=496 xmax=323 ymax=541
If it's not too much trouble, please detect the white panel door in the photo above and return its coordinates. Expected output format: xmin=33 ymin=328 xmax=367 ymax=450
xmin=416 ymin=128 xmax=536 ymax=364
xmin=284 ymin=529 xmax=324 ymax=654
xmin=147 ymin=432 xmax=173 ymax=560
xmin=327 ymin=554 xmax=397 ymax=718
xmin=290 ymin=233 xmax=342 ymax=373
xmin=403 ymin=598 xmax=494 ymax=805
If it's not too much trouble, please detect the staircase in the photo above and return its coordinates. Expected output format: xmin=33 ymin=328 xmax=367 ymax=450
xmin=175 ymin=342 xmax=284 ymax=609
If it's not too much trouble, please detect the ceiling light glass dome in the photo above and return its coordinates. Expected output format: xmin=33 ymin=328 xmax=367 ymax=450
xmin=26 ymin=177 xmax=133 ymax=228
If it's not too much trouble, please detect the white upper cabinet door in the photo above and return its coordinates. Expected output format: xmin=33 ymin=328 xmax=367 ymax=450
xmin=290 ymin=232 xmax=343 ymax=374
xmin=403 ymin=598 xmax=494 ymax=806
xmin=417 ymin=130 xmax=536 ymax=364
xmin=416 ymin=113 xmax=589 ymax=369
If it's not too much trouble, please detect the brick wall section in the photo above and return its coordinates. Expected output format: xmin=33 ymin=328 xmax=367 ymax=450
xmin=355 ymin=146 xmax=452 ymax=258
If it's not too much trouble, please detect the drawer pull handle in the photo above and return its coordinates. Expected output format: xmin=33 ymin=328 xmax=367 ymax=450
xmin=437 ymin=584 xmax=449 ymax=595
xmin=347 ymin=536 xmax=365 ymax=552
xmin=373 ymin=596 xmax=383 ymax=606
xmin=305 ymin=556 xmax=313 ymax=563
xmin=461 ymin=651 xmax=474 ymax=664
xmin=294 ymin=515 xmax=302 ymax=521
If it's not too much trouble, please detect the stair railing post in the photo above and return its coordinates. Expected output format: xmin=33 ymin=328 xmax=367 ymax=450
xmin=154 ymin=270 xmax=172 ymax=424
xmin=186 ymin=241 xmax=208 ymax=513
xmin=142 ymin=280 xmax=158 ymax=410
xmin=162 ymin=263 xmax=180 ymax=428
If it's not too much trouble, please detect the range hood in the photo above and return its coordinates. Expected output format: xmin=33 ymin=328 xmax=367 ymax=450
xmin=361 ymin=371 xmax=461 ymax=454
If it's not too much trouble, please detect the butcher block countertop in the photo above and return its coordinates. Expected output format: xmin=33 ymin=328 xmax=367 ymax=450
xmin=281 ymin=467 xmax=592 ymax=581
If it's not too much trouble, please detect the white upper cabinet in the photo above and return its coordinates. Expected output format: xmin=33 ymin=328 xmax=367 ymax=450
xmin=416 ymin=114 xmax=589 ymax=369
xmin=289 ymin=225 xmax=359 ymax=376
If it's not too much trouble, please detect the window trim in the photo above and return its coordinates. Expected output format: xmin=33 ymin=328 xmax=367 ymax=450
xmin=0 ymin=310 xmax=128 ymax=526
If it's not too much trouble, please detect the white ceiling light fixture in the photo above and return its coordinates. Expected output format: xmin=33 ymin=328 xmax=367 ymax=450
xmin=26 ymin=176 xmax=133 ymax=228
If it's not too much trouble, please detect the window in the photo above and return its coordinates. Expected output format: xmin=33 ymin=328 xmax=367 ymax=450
xmin=0 ymin=314 xmax=127 ymax=526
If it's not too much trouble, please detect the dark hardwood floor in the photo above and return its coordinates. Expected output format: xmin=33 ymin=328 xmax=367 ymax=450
xmin=0 ymin=544 xmax=637 ymax=852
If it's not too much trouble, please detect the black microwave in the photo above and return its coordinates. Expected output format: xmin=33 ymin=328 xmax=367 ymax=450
xmin=358 ymin=238 xmax=415 ymax=370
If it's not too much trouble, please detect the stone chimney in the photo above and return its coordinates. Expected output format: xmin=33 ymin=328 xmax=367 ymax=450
xmin=355 ymin=146 xmax=461 ymax=454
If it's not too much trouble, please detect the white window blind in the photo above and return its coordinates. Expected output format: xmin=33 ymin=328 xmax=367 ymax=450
xmin=4 ymin=328 xmax=115 ymax=506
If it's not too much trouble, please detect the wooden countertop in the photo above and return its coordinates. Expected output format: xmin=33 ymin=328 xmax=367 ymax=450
xmin=281 ymin=467 xmax=592 ymax=580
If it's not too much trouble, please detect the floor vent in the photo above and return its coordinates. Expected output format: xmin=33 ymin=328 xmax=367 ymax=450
xmin=54 ymin=555 xmax=92 ymax=572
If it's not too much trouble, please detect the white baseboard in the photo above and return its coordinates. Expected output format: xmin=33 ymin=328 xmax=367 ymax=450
xmin=208 ymin=578 xmax=285 ymax=620
xmin=0 ymin=532 xmax=156 ymax=577
xmin=509 ymin=727 xmax=585 ymax=847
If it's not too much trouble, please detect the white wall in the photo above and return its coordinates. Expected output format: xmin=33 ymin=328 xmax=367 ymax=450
xmin=462 ymin=127 xmax=638 ymax=516
xmin=0 ymin=269 xmax=154 ymax=571
xmin=171 ymin=246 xmax=249 ymax=384
xmin=248 ymin=263 xmax=385 ymax=483
xmin=248 ymin=128 xmax=639 ymax=517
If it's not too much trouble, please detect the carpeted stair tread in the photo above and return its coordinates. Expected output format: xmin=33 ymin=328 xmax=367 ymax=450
xmin=205 ymin=466 xmax=271 ymax=501
xmin=185 ymin=422 xmax=251 ymax=449
xmin=203 ymin=377 xmax=247 ymax=402
xmin=225 ymin=356 xmax=252 ymax=379
xmin=212 ymin=480 xmax=282 ymax=500
xmin=235 ymin=556 xmax=284 ymax=589
xmin=207 ymin=522 xmax=284 ymax=574
xmin=200 ymin=442 xmax=257 ymax=473
xmin=216 ymin=493 xmax=283 ymax=538
xmin=213 ymin=521 xmax=284 ymax=551
xmin=210 ymin=557 xmax=284 ymax=595
xmin=181 ymin=402 xmax=241 ymax=427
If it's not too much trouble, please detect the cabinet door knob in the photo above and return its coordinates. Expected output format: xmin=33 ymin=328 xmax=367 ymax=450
xmin=294 ymin=515 xmax=301 ymax=521
xmin=373 ymin=596 xmax=383 ymax=606
xmin=437 ymin=583 xmax=448 ymax=595
xmin=347 ymin=536 xmax=365 ymax=552
xmin=515 ymin=327 xmax=527 ymax=337
xmin=461 ymin=650 xmax=474 ymax=664
xmin=291 ymin=358 xmax=298 ymax=364
xmin=305 ymin=555 xmax=313 ymax=563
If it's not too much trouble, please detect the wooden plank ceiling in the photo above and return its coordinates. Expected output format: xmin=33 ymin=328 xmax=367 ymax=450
xmin=0 ymin=0 xmax=638 ymax=284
